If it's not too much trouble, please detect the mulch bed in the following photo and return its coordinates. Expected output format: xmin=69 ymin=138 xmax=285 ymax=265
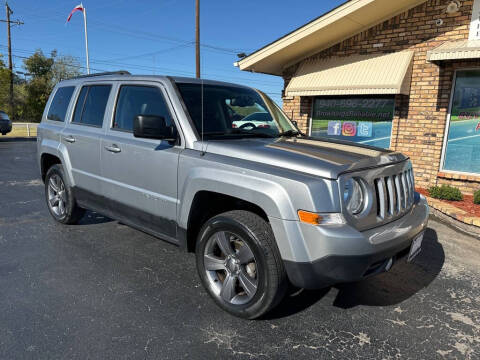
xmin=417 ymin=188 xmax=480 ymax=218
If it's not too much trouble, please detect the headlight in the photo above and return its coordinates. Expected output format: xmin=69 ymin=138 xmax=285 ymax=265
xmin=343 ymin=178 xmax=365 ymax=215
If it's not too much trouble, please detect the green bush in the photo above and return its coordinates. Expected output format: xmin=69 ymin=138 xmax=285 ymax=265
xmin=474 ymin=190 xmax=480 ymax=205
xmin=428 ymin=185 xmax=463 ymax=201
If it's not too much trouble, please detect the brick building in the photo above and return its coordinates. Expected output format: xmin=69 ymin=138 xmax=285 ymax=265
xmin=237 ymin=0 xmax=480 ymax=194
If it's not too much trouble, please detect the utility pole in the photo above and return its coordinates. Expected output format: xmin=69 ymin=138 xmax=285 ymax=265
xmin=1 ymin=2 xmax=23 ymax=120
xmin=195 ymin=0 xmax=200 ymax=78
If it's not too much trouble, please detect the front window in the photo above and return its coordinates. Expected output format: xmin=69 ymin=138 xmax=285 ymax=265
xmin=176 ymin=83 xmax=297 ymax=139
xmin=113 ymin=85 xmax=173 ymax=132
xmin=443 ymin=70 xmax=480 ymax=174
xmin=311 ymin=96 xmax=395 ymax=149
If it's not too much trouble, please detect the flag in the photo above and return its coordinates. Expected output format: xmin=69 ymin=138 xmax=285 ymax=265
xmin=67 ymin=4 xmax=84 ymax=22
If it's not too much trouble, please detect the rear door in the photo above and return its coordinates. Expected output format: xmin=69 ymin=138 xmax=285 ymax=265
xmin=62 ymin=83 xmax=113 ymax=197
xmin=100 ymin=81 xmax=181 ymax=241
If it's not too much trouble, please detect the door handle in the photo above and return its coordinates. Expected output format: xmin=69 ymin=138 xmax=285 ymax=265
xmin=64 ymin=135 xmax=75 ymax=143
xmin=105 ymin=144 xmax=121 ymax=153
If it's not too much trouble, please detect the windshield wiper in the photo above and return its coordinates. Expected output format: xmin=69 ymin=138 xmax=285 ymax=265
xmin=278 ymin=130 xmax=301 ymax=137
xmin=202 ymin=130 xmax=276 ymax=138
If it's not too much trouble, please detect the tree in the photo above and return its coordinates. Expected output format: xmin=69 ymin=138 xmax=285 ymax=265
xmin=23 ymin=50 xmax=54 ymax=77
xmin=0 ymin=54 xmax=10 ymax=115
xmin=22 ymin=50 xmax=82 ymax=122
xmin=51 ymin=55 xmax=81 ymax=83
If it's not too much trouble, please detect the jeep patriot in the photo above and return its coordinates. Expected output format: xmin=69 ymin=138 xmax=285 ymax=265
xmin=37 ymin=72 xmax=429 ymax=319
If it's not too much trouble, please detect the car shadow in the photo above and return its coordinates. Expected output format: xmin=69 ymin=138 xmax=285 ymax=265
xmin=265 ymin=227 xmax=444 ymax=319
xmin=77 ymin=210 xmax=113 ymax=225
xmin=0 ymin=137 xmax=36 ymax=142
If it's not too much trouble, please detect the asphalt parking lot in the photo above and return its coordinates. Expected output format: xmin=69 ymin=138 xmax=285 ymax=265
xmin=1 ymin=139 xmax=479 ymax=359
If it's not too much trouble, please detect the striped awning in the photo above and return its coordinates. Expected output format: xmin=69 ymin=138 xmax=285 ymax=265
xmin=427 ymin=40 xmax=480 ymax=61
xmin=285 ymin=52 xmax=414 ymax=97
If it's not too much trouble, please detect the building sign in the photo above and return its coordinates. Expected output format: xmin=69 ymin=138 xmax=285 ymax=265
xmin=311 ymin=96 xmax=395 ymax=149
xmin=443 ymin=70 xmax=480 ymax=175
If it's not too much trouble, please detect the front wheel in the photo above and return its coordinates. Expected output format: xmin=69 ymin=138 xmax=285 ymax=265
xmin=195 ymin=210 xmax=287 ymax=319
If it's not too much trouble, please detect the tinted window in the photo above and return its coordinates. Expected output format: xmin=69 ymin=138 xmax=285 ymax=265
xmin=176 ymin=83 xmax=294 ymax=138
xmin=72 ymin=85 xmax=112 ymax=127
xmin=47 ymin=86 xmax=75 ymax=122
xmin=0 ymin=111 xmax=9 ymax=120
xmin=113 ymin=85 xmax=172 ymax=131
xmin=311 ymin=96 xmax=394 ymax=149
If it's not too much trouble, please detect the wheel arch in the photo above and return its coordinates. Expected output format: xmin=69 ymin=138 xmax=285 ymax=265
xmin=185 ymin=191 xmax=270 ymax=253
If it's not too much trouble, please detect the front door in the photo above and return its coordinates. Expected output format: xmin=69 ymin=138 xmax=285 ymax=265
xmin=100 ymin=82 xmax=181 ymax=241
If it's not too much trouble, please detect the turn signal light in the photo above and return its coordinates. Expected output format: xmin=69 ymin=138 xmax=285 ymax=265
xmin=297 ymin=210 xmax=346 ymax=226
xmin=298 ymin=210 xmax=322 ymax=225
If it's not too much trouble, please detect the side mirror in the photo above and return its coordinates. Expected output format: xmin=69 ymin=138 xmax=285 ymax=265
xmin=291 ymin=120 xmax=298 ymax=128
xmin=133 ymin=115 xmax=177 ymax=141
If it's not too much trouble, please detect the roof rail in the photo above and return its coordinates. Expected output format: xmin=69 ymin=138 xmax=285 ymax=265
xmin=70 ymin=70 xmax=131 ymax=79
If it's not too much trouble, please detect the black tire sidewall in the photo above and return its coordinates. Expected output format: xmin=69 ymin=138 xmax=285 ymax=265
xmin=196 ymin=213 xmax=276 ymax=319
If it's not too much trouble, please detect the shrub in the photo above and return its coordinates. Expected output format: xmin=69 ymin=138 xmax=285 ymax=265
xmin=428 ymin=185 xmax=463 ymax=201
xmin=474 ymin=190 xmax=480 ymax=205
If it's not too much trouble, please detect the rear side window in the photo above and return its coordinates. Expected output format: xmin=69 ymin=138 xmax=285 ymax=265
xmin=113 ymin=85 xmax=173 ymax=131
xmin=47 ymin=86 xmax=75 ymax=122
xmin=72 ymin=85 xmax=112 ymax=127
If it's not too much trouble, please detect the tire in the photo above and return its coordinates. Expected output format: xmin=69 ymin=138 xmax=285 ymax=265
xmin=45 ymin=164 xmax=85 ymax=224
xmin=195 ymin=210 xmax=287 ymax=319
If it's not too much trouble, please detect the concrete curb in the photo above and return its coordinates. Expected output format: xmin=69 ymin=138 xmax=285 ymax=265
xmin=425 ymin=196 xmax=480 ymax=237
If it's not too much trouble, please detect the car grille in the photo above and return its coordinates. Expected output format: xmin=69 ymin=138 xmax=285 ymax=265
xmin=374 ymin=168 xmax=414 ymax=220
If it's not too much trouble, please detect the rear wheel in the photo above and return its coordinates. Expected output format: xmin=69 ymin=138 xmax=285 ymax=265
xmin=45 ymin=164 xmax=85 ymax=224
xmin=196 ymin=210 xmax=287 ymax=319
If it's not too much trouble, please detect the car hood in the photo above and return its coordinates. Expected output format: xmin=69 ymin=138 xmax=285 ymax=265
xmin=200 ymin=137 xmax=408 ymax=179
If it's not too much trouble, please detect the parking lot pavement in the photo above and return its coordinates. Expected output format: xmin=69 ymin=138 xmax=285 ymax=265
xmin=1 ymin=140 xmax=479 ymax=360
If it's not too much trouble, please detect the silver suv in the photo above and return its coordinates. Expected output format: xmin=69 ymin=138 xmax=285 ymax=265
xmin=37 ymin=72 xmax=429 ymax=319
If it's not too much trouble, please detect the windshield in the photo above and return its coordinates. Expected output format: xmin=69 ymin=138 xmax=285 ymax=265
xmin=176 ymin=83 xmax=298 ymax=139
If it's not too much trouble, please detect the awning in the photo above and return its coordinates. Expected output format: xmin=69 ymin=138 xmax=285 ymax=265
xmin=427 ymin=40 xmax=480 ymax=61
xmin=285 ymin=51 xmax=414 ymax=97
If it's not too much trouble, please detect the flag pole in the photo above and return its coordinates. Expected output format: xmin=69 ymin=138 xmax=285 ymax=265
xmin=82 ymin=3 xmax=90 ymax=74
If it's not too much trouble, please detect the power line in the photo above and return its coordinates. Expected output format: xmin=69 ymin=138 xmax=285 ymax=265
xmin=13 ymin=4 xmax=249 ymax=55
xmin=2 ymin=45 xmax=281 ymax=88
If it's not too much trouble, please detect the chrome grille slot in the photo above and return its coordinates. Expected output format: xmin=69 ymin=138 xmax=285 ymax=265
xmin=375 ymin=178 xmax=386 ymax=218
xmin=374 ymin=167 xmax=414 ymax=220
xmin=386 ymin=176 xmax=396 ymax=216
xmin=400 ymin=172 xmax=408 ymax=209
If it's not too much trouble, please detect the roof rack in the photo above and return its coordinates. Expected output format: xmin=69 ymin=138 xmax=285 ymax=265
xmin=70 ymin=70 xmax=131 ymax=79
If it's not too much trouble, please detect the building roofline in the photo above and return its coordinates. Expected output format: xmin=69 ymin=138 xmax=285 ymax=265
xmin=236 ymin=0 xmax=428 ymax=76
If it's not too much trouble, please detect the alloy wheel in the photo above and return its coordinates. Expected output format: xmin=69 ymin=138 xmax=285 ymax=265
xmin=47 ymin=174 xmax=67 ymax=217
xmin=203 ymin=230 xmax=258 ymax=305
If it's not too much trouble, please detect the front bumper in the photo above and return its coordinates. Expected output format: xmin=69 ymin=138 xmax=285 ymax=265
xmin=282 ymin=194 xmax=429 ymax=289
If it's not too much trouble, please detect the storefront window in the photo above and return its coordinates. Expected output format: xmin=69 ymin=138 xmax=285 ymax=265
xmin=443 ymin=70 xmax=480 ymax=175
xmin=311 ymin=96 xmax=395 ymax=149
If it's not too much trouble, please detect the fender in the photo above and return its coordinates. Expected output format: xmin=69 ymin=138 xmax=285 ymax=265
xmin=177 ymin=166 xmax=296 ymax=229
xmin=39 ymin=138 xmax=75 ymax=187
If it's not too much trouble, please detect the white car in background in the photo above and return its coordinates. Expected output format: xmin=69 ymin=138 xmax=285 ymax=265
xmin=232 ymin=112 xmax=275 ymax=130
